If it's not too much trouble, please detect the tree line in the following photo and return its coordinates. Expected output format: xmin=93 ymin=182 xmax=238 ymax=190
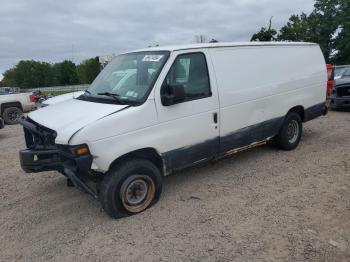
xmin=0 ymin=57 xmax=101 ymax=89
xmin=251 ymin=0 xmax=349 ymax=65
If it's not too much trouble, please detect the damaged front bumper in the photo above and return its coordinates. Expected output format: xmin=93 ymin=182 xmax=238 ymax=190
xmin=18 ymin=117 xmax=98 ymax=198
xmin=19 ymin=147 xmax=92 ymax=174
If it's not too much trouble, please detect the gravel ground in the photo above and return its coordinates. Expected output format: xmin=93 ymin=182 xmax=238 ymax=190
xmin=0 ymin=110 xmax=350 ymax=262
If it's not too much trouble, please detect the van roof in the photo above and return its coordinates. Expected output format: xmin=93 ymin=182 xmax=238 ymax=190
xmin=133 ymin=42 xmax=317 ymax=53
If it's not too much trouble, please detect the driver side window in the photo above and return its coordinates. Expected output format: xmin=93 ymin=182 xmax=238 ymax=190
xmin=163 ymin=53 xmax=211 ymax=101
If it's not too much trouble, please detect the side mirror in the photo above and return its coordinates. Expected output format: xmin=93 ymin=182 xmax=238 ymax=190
xmin=161 ymin=84 xmax=186 ymax=106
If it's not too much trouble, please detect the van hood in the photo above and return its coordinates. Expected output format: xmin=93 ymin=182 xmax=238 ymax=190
xmin=28 ymin=98 xmax=129 ymax=144
xmin=43 ymin=91 xmax=84 ymax=106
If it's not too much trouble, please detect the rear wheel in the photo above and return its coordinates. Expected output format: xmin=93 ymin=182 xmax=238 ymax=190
xmin=2 ymin=107 xmax=23 ymax=125
xmin=99 ymin=158 xmax=162 ymax=219
xmin=274 ymin=112 xmax=302 ymax=150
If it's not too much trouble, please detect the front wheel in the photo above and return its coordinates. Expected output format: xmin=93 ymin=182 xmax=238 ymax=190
xmin=3 ymin=107 xmax=23 ymax=125
xmin=274 ymin=112 xmax=302 ymax=150
xmin=99 ymin=158 xmax=162 ymax=219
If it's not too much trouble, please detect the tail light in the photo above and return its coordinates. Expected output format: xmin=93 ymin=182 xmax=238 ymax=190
xmin=326 ymin=64 xmax=334 ymax=81
xmin=29 ymin=94 xmax=36 ymax=102
xmin=326 ymin=64 xmax=334 ymax=96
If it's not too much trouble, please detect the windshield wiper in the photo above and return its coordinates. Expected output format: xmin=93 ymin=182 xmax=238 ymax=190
xmin=84 ymin=90 xmax=91 ymax=95
xmin=97 ymin=92 xmax=125 ymax=104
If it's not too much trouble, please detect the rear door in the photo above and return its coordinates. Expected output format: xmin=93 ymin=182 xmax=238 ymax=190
xmin=154 ymin=49 xmax=220 ymax=172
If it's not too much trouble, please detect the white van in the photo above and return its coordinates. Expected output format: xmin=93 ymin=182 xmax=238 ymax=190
xmin=19 ymin=42 xmax=328 ymax=218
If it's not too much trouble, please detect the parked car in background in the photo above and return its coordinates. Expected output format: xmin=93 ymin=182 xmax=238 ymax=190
xmin=326 ymin=64 xmax=334 ymax=96
xmin=0 ymin=90 xmax=9 ymax=95
xmin=0 ymin=92 xmax=35 ymax=124
xmin=330 ymin=78 xmax=350 ymax=109
xmin=19 ymin=42 xmax=327 ymax=218
xmin=334 ymin=65 xmax=350 ymax=80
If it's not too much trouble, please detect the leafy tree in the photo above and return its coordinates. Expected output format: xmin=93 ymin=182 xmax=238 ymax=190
xmin=277 ymin=13 xmax=313 ymax=41
xmin=3 ymin=60 xmax=53 ymax=89
xmin=0 ymin=68 xmax=17 ymax=87
xmin=0 ymin=58 xmax=102 ymax=88
xmin=332 ymin=0 xmax=350 ymax=64
xmin=77 ymin=57 xmax=101 ymax=84
xmin=251 ymin=17 xmax=277 ymax=41
xmin=251 ymin=0 xmax=349 ymax=64
xmin=309 ymin=0 xmax=341 ymax=62
xmin=53 ymin=60 xmax=79 ymax=86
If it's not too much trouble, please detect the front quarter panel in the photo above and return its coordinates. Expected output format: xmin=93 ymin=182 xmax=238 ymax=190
xmin=69 ymin=99 xmax=159 ymax=172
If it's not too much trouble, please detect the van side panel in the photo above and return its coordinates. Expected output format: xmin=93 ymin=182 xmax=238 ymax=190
xmin=209 ymin=45 xmax=327 ymax=152
xmin=81 ymin=45 xmax=326 ymax=174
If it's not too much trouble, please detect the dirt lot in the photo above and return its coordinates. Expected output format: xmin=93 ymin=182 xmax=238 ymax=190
xmin=0 ymin=111 xmax=350 ymax=262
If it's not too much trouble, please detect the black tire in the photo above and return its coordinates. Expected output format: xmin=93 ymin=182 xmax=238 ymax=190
xmin=99 ymin=158 xmax=162 ymax=219
xmin=2 ymin=107 xmax=23 ymax=125
xmin=274 ymin=112 xmax=302 ymax=150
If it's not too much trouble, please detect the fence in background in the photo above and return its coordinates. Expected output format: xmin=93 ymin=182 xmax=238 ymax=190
xmin=0 ymin=87 xmax=20 ymax=93
xmin=20 ymin=84 xmax=89 ymax=96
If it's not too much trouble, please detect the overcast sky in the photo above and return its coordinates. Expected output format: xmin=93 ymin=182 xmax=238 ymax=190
xmin=0 ymin=0 xmax=315 ymax=80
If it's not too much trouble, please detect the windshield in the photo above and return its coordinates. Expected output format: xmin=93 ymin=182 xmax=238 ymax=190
xmin=334 ymin=66 xmax=350 ymax=79
xmin=80 ymin=51 xmax=170 ymax=105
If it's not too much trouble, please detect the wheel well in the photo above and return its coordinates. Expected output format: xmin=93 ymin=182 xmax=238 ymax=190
xmin=1 ymin=102 xmax=23 ymax=115
xmin=109 ymin=148 xmax=164 ymax=175
xmin=288 ymin=106 xmax=305 ymax=122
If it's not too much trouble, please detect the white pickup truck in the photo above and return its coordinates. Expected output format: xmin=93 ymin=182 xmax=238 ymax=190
xmin=0 ymin=92 xmax=35 ymax=124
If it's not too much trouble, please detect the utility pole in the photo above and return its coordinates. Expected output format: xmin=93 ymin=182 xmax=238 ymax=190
xmin=195 ymin=35 xmax=207 ymax=43
xmin=71 ymin=44 xmax=75 ymax=63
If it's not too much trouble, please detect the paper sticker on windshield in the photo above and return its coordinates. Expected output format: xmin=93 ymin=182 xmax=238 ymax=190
xmin=142 ymin=55 xmax=164 ymax=62
xmin=126 ymin=91 xmax=139 ymax=98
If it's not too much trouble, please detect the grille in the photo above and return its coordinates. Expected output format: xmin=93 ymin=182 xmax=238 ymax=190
xmin=337 ymin=85 xmax=350 ymax=97
xmin=24 ymin=118 xmax=57 ymax=148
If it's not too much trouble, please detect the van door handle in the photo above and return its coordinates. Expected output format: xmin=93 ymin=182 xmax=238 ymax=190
xmin=213 ymin=112 xmax=218 ymax=124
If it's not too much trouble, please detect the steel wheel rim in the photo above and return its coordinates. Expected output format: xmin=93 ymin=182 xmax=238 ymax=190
xmin=287 ymin=120 xmax=299 ymax=144
xmin=121 ymin=175 xmax=155 ymax=213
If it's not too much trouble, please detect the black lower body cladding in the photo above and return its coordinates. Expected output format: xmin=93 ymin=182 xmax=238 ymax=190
xmin=304 ymin=102 xmax=328 ymax=121
xmin=163 ymin=102 xmax=327 ymax=173
xmin=162 ymin=117 xmax=284 ymax=173
xmin=219 ymin=117 xmax=284 ymax=153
